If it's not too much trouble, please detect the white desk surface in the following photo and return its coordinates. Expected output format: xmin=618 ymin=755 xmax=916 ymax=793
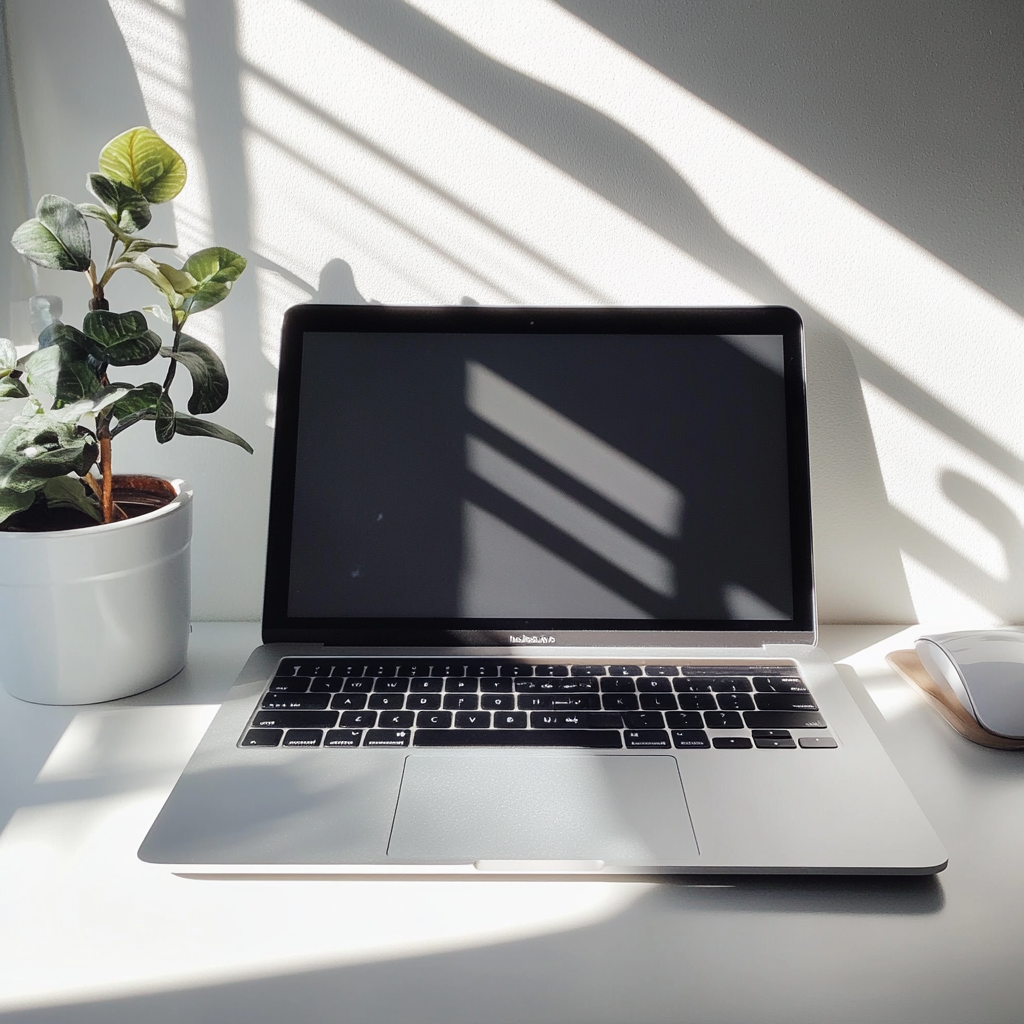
xmin=2 ymin=623 xmax=1023 ymax=1024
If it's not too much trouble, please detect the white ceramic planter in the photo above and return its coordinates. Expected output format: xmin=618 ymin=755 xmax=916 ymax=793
xmin=0 ymin=478 xmax=192 ymax=704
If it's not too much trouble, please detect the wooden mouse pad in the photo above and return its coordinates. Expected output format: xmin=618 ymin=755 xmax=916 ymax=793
xmin=887 ymin=649 xmax=1024 ymax=750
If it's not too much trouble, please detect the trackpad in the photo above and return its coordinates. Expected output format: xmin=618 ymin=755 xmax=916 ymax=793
xmin=387 ymin=754 xmax=699 ymax=865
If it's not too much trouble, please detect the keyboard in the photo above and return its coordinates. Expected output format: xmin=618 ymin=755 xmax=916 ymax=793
xmin=239 ymin=659 xmax=836 ymax=751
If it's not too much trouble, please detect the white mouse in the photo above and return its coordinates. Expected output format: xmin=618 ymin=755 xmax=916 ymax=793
xmin=915 ymin=630 xmax=1024 ymax=739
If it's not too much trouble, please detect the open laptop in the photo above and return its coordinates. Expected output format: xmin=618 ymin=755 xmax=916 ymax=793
xmin=139 ymin=304 xmax=947 ymax=876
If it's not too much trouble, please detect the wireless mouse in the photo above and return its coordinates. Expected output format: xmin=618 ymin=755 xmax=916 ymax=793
xmin=915 ymin=630 xmax=1024 ymax=739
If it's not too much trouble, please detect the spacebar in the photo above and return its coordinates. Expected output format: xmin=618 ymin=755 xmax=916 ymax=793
xmin=413 ymin=730 xmax=622 ymax=748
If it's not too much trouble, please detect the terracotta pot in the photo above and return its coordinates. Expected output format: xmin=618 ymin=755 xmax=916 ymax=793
xmin=0 ymin=476 xmax=192 ymax=704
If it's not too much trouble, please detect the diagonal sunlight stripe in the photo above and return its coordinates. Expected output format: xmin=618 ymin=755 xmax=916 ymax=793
xmin=408 ymin=0 xmax=1024 ymax=446
xmin=466 ymin=361 xmax=683 ymax=537
xmin=467 ymin=436 xmax=675 ymax=596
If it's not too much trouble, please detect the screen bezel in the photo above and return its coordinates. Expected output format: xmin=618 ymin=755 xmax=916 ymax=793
xmin=262 ymin=305 xmax=814 ymax=646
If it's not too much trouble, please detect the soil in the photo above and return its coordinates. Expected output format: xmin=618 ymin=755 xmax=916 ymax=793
xmin=2 ymin=475 xmax=177 ymax=532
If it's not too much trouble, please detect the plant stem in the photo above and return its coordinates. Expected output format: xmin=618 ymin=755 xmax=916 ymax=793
xmin=98 ymin=427 xmax=113 ymax=524
xmin=161 ymin=322 xmax=184 ymax=395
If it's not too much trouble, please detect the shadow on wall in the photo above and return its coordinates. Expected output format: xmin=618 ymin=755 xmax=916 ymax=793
xmin=9 ymin=0 xmax=1024 ymax=621
xmin=301 ymin=0 xmax=1024 ymax=620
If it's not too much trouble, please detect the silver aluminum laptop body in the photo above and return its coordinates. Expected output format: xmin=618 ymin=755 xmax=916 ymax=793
xmin=139 ymin=306 xmax=946 ymax=876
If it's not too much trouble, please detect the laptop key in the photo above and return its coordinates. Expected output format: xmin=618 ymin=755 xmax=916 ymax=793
xmin=416 ymin=711 xmax=453 ymax=728
xmin=445 ymin=678 xmax=478 ymax=693
xmin=269 ymin=679 xmax=312 ymax=693
xmin=340 ymin=710 xmax=377 ymax=728
xmin=252 ymin=710 xmax=338 ymax=729
xmin=466 ymin=662 xmax=500 ymax=677
xmin=443 ymin=694 xmax=478 ymax=710
xmin=479 ymin=679 xmax=513 ymax=693
xmin=637 ymin=677 xmax=674 ymax=692
xmin=481 ymin=694 xmax=514 ymax=710
xmin=677 ymin=693 xmax=716 ymax=711
xmin=455 ymin=711 xmax=491 ymax=728
xmin=309 ymin=678 xmax=343 ymax=693
xmin=413 ymin=730 xmax=622 ymax=748
xmin=640 ymin=694 xmax=678 ymax=710
xmin=364 ymin=729 xmax=411 ymax=747
xmin=600 ymin=678 xmax=637 ymax=693
xmin=324 ymin=730 xmax=363 ymax=747
xmin=331 ymin=693 xmax=368 ymax=710
xmin=515 ymin=679 xmax=597 ymax=692
xmin=494 ymin=712 xmax=527 ymax=729
xmin=407 ymin=694 xmax=443 ymax=711
xmin=622 ymin=711 xmax=665 ymax=729
xmin=368 ymin=693 xmax=406 ymax=710
xmin=754 ymin=736 xmax=796 ymax=749
xmin=374 ymin=678 xmax=410 ymax=693
xmin=603 ymin=694 xmax=640 ymax=711
xmin=533 ymin=664 xmax=569 ymax=676
xmin=342 ymin=679 xmax=374 ymax=693
xmin=283 ymin=729 xmax=323 ymax=747
xmin=754 ymin=693 xmax=820 ymax=712
xmin=675 ymin=679 xmax=714 ymax=692
xmin=606 ymin=664 xmax=642 ymax=676
xmin=703 ymin=711 xmax=744 ymax=729
xmin=665 ymin=711 xmax=704 ymax=729
xmin=531 ymin=712 xmax=620 ymax=729
xmin=518 ymin=694 xmax=601 ymax=711
xmin=261 ymin=693 xmax=330 ymax=710
xmin=379 ymin=711 xmax=415 ymax=729
xmin=716 ymin=693 xmax=754 ymax=711
xmin=410 ymin=677 xmax=444 ymax=692
xmin=713 ymin=737 xmax=753 ymax=749
xmin=570 ymin=665 xmax=606 ymax=676
xmin=241 ymin=728 xmax=283 ymax=746
xmin=672 ymin=729 xmax=710 ymax=749
xmin=744 ymin=711 xmax=827 ymax=729
xmin=643 ymin=665 xmax=679 ymax=676
xmin=624 ymin=729 xmax=671 ymax=749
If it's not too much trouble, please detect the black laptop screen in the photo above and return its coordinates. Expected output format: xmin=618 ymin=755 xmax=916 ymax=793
xmin=264 ymin=306 xmax=812 ymax=643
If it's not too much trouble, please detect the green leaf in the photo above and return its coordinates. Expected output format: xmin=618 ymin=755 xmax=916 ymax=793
xmin=167 ymin=334 xmax=228 ymax=414
xmin=0 ymin=375 xmax=29 ymax=400
xmin=48 ymin=385 xmax=132 ymax=424
xmin=87 ymin=173 xmax=152 ymax=233
xmin=111 ymin=381 xmax=162 ymax=421
xmin=0 ymin=487 xmax=36 ymax=525
xmin=41 ymin=475 xmax=101 ymax=522
xmin=24 ymin=343 xmax=102 ymax=404
xmin=11 ymin=195 xmax=92 ymax=271
xmin=180 ymin=247 xmax=246 ymax=315
xmin=118 ymin=253 xmax=187 ymax=308
xmin=155 ymin=393 xmax=175 ymax=444
xmin=124 ymin=238 xmax=178 ymax=255
xmin=0 ymin=414 xmax=99 ymax=491
xmin=81 ymin=309 xmax=162 ymax=366
xmin=172 ymin=412 xmax=252 ymax=453
xmin=98 ymin=127 xmax=186 ymax=204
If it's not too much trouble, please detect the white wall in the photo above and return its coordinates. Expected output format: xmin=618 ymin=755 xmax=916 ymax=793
xmin=3 ymin=0 xmax=1023 ymax=625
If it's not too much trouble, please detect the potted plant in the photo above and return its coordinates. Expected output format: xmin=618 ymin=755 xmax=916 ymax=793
xmin=1 ymin=126 xmax=251 ymax=704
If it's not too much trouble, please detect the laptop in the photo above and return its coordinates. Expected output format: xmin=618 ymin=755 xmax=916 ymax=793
xmin=139 ymin=304 xmax=947 ymax=876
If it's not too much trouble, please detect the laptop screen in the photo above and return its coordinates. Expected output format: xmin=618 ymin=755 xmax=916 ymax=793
xmin=263 ymin=306 xmax=813 ymax=645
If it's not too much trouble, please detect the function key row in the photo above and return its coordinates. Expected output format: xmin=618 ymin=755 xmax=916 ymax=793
xmin=275 ymin=659 xmax=803 ymax=684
